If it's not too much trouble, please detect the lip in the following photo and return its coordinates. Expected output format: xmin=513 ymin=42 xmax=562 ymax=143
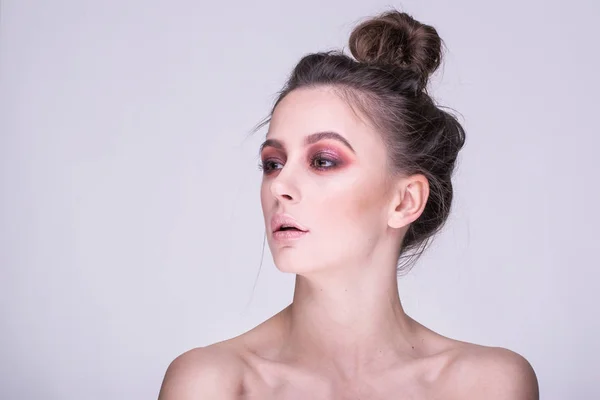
xmin=272 ymin=229 xmax=308 ymax=242
xmin=270 ymin=213 xmax=309 ymax=234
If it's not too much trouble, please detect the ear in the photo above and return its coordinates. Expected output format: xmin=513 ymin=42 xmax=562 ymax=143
xmin=387 ymin=174 xmax=429 ymax=229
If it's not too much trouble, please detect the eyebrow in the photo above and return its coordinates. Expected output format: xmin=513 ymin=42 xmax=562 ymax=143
xmin=258 ymin=131 xmax=355 ymax=157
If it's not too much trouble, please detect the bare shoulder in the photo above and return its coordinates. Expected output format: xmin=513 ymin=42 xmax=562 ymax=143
xmin=441 ymin=343 xmax=539 ymax=400
xmin=157 ymin=343 xmax=245 ymax=400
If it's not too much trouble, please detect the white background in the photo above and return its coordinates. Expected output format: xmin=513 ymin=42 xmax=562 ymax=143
xmin=1 ymin=0 xmax=598 ymax=398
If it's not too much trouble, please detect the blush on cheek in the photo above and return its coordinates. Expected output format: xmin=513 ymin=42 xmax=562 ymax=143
xmin=352 ymin=175 xmax=389 ymax=218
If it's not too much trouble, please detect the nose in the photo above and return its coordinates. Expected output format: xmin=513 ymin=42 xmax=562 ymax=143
xmin=269 ymin=164 xmax=300 ymax=203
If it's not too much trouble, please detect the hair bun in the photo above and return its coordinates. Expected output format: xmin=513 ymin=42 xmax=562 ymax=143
xmin=348 ymin=10 xmax=443 ymax=92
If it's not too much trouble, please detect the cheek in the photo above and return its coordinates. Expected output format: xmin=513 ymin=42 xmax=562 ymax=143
xmin=319 ymin=176 xmax=388 ymax=232
xmin=260 ymin=184 xmax=268 ymax=202
xmin=260 ymin=184 xmax=272 ymax=216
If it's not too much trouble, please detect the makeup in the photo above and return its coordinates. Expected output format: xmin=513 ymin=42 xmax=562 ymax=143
xmin=272 ymin=229 xmax=309 ymax=242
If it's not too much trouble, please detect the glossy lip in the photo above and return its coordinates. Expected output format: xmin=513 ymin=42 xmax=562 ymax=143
xmin=270 ymin=213 xmax=309 ymax=233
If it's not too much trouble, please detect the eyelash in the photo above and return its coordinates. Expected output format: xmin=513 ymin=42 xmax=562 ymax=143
xmin=258 ymin=154 xmax=338 ymax=174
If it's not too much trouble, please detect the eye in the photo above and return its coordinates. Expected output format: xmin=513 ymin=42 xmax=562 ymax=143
xmin=257 ymin=159 xmax=282 ymax=173
xmin=258 ymin=154 xmax=339 ymax=175
xmin=310 ymin=155 xmax=337 ymax=170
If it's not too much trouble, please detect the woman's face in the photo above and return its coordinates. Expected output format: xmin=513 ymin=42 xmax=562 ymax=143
xmin=259 ymin=86 xmax=398 ymax=274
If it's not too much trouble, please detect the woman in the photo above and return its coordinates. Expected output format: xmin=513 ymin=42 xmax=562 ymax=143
xmin=158 ymin=9 xmax=539 ymax=399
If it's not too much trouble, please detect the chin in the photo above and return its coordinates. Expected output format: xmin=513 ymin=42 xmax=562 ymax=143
xmin=272 ymin=253 xmax=307 ymax=274
xmin=270 ymin=250 xmax=316 ymax=274
xmin=272 ymin=251 xmax=337 ymax=276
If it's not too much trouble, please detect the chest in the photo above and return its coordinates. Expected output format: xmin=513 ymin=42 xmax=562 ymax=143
xmin=241 ymin=370 xmax=444 ymax=400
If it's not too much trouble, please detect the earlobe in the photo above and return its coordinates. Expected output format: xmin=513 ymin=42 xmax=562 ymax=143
xmin=388 ymin=212 xmax=405 ymax=229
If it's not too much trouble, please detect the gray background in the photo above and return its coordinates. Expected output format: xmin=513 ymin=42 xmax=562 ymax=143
xmin=1 ymin=0 xmax=598 ymax=399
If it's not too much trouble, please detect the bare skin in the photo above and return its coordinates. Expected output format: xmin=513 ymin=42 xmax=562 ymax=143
xmin=158 ymin=305 xmax=538 ymax=399
xmin=158 ymin=86 xmax=539 ymax=399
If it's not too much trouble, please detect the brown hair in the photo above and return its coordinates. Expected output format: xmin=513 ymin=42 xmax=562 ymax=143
xmin=251 ymin=8 xmax=466 ymax=274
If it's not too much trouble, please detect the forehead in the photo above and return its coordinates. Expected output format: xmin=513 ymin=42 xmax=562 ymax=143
xmin=266 ymin=86 xmax=375 ymax=146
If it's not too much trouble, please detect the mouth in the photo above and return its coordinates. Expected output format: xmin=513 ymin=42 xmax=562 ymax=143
xmin=270 ymin=213 xmax=309 ymax=236
xmin=274 ymin=226 xmax=307 ymax=233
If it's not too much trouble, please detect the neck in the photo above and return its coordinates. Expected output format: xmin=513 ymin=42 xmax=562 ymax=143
xmin=277 ymin=251 xmax=419 ymax=380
